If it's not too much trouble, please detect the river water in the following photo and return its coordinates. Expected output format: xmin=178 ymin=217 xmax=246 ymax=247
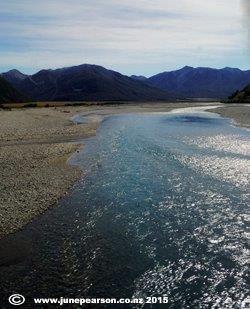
xmin=0 ymin=109 xmax=249 ymax=308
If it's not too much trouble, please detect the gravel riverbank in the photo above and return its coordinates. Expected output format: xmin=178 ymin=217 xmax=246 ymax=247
xmin=0 ymin=106 xmax=99 ymax=238
xmin=211 ymin=104 xmax=250 ymax=128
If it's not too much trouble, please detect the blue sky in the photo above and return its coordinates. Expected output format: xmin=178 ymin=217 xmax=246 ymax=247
xmin=0 ymin=0 xmax=249 ymax=76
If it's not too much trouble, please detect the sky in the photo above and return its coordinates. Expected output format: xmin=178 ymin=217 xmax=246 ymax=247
xmin=0 ymin=0 xmax=249 ymax=76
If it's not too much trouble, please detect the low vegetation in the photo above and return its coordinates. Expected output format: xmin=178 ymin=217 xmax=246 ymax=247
xmin=227 ymin=84 xmax=250 ymax=103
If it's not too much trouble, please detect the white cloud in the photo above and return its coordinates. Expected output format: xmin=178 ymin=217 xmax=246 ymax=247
xmin=0 ymin=0 xmax=248 ymax=75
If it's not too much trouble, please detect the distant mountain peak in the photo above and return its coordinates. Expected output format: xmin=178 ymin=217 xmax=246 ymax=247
xmin=160 ymin=66 xmax=194 ymax=75
xmin=130 ymin=75 xmax=147 ymax=81
xmin=7 ymin=69 xmax=21 ymax=74
xmin=3 ymin=69 xmax=27 ymax=80
xmin=222 ymin=67 xmax=241 ymax=72
xmin=181 ymin=66 xmax=194 ymax=70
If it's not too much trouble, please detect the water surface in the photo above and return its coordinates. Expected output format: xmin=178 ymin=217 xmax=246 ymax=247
xmin=0 ymin=110 xmax=249 ymax=308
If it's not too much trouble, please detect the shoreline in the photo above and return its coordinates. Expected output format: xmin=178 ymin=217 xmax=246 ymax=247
xmin=210 ymin=104 xmax=250 ymax=129
xmin=0 ymin=106 xmax=101 ymax=239
xmin=0 ymin=102 xmax=249 ymax=239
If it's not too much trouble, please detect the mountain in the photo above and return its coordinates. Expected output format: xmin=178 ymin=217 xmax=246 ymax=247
xmin=130 ymin=75 xmax=148 ymax=81
xmin=4 ymin=65 xmax=170 ymax=101
xmin=227 ymin=84 xmax=250 ymax=103
xmin=0 ymin=76 xmax=29 ymax=104
xmin=4 ymin=64 xmax=250 ymax=101
xmin=147 ymin=66 xmax=250 ymax=99
xmin=2 ymin=69 xmax=28 ymax=87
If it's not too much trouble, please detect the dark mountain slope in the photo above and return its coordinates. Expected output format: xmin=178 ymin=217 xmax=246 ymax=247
xmin=147 ymin=66 xmax=250 ymax=99
xmin=12 ymin=64 xmax=170 ymax=101
xmin=2 ymin=69 xmax=28 ymax=88
xmin=227 ymin=84 xmax=250 ymax=103
xmin=0 ymin=76 xmax=29 ymax=103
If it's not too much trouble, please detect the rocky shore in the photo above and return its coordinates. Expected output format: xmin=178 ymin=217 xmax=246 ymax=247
xmin=211 ymin=104 xmax=250 ymax=128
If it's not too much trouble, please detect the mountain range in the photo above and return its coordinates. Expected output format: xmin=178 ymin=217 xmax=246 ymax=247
xmin=1 ymin=64 xmax=250 ymax=103
xmin=2 ymin=65 xmax=169 ymax=102
xmin=142 ymin=66 xmax=250 ymax=99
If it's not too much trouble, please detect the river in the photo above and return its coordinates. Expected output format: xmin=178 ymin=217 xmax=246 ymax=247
xmin=0 ymin=108 xmax=249 ymax=308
